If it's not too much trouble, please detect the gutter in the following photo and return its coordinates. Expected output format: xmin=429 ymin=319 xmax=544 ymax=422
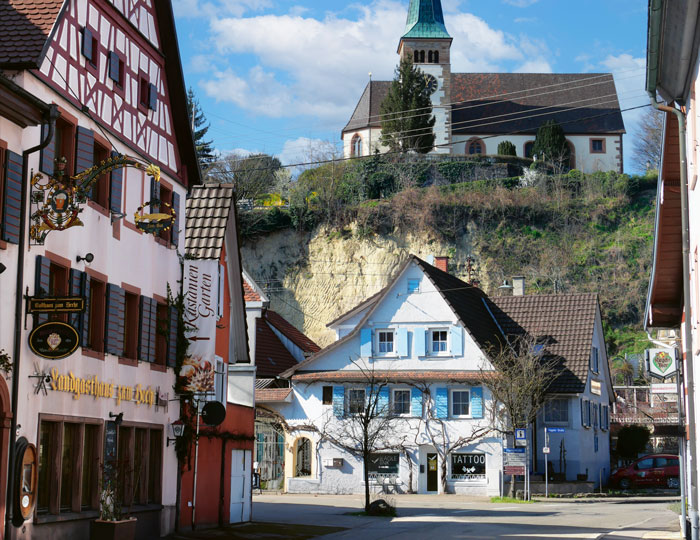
xmin=6 ymin=104 xmax=59 ymax=539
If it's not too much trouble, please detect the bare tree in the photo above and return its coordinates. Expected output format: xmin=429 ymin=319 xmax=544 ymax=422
xmin=632 ymin=107 xmax=663 ymax=172
xmin=481 ymin=334 xmax=559 ymax=496
xmin=206 ymin=152 xmax=282 ymax=203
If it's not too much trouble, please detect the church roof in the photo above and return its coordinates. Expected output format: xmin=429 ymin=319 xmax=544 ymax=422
xmin=342 ymin=81 xmax=391 ymax=133
xmin=402 ymin=0 xmax=450 ymax=39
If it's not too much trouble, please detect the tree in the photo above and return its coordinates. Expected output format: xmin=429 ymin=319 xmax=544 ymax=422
xmin=379 ymin=57 xmax=435 ymax=153
xmin=532 ymin=120 xmax=570 ymax=169
xmin=186 ymin=88 xmax=216 ymax=168
xmin=481 ymin=334 xmax=559 ymax=496
xmin=206 ymin=153 xmax=282 ymax=203
xmin=497 ymin=141 xmax=517 ymax=156
xmin=632 ymin=107 xmax=663 ymax=172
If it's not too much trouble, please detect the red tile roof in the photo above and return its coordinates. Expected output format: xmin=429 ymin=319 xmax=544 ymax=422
xmin=264 ymin=310 xmax=320 ymax=354
xmin=0 ymin=0 xmax=64 ymax=68
xmin=256 ymin=388 xmax=292 ymax=402
xmin=244 ymin=281 xmax=261 ymax=302
xmin=292 ymin=371 xmax=485 ymax=383
xmin=255 ymin=319 xmax=299 ymax=378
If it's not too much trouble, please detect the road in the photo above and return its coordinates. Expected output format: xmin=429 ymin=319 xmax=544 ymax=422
xmin=252 ymin=493 xmax=682 ymax=539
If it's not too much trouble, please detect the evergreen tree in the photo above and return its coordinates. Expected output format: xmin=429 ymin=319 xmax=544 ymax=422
xmin=532 ymin=119 xmax=570 ymax=167
xmin=497 ymin=140 xmax=517 ymax=156
xmin=186 ymin=88 xmax=216 ymax=167
xmin=379 ymin=57 xmax=435 ymax=153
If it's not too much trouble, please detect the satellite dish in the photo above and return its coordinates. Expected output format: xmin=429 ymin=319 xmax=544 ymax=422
xmin=201 ymin=401 xmax=226 ymax=426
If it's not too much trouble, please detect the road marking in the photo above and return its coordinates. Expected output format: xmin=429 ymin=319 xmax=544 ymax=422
xmin=502 ymin=534 xmax=598 ymax=538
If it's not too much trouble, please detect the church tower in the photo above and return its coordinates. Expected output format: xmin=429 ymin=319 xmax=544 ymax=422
xmin=398 ymin=0 xmax=452 ymax=153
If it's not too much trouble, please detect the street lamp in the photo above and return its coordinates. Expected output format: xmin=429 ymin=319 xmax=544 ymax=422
xmin=167 ymin=419 xmax=185 ymax=447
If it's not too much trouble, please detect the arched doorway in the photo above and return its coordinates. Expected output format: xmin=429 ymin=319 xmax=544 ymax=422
xmin=294 ymin=438 xmax=311 ymax=477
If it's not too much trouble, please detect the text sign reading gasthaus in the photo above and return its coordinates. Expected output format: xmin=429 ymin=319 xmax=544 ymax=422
xmin=28 ymin=297 xmax=85 ymax=313
xmin=28 ymin=322 xmax=79 ymax=359
xmin=451 ymin=453 xmax=486 ymax=480
xmin=48 ymin=367 xmax=156 ymax=407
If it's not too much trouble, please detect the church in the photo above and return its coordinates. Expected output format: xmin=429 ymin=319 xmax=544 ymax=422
xmin=341 ymin=0 xmax=626 ymax=173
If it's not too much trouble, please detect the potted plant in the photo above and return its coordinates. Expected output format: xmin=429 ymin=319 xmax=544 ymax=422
xmin=90 ymin=461 xmax=138 ymax=540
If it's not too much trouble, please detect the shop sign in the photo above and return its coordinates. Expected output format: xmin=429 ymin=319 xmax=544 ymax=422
xmin=180 ymin=259 xmax=218 ymax=394
xmin=28 ymin=296 xmax=85 ymax=314
xmin=590 ymin=380 xmax=602 ymax=395
xmin=47 ymin=367 xmax=156 ymax=407
xmin=451 ymin=453 xmax=486 ymax=480
xmin=646 ymin=348 xmax=678 ymax=380
xmin=368 ymin=453 xmax=399 ymax=478
xmin=28 ymin=322 xmax=79 ymax=359
xmin=651 ymin=383 xmax=677 ymax=394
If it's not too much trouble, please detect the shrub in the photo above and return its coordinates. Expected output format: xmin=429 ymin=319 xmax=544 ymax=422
xmin=497 ymin=140 xmax=517 ymax=156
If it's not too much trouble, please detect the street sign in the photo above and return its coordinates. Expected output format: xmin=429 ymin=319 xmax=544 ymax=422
xmin=515 ymin=428 xmax=527 ymax=447
xmin=546 ymin=427 xmax=565 ymax=433
xmin=542 ymin=447 xmax=550 ymax=454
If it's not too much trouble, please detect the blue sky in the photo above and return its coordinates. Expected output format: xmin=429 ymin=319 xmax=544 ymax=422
xmin=173 ymin=0 xmax=649 ymax=172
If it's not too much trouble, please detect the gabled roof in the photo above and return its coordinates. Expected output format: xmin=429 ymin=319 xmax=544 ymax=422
xmin=255 ymin=317 xmax=299 ymax=378
xmin=0 ymin=0 xmax=64 ymax=68
xmin=242 ymin=268 xmax=269 ymax=304
xmin=401 ymin=0 xmax=450 ymax=40
xmin=185 ymin=184 xmax=234 ymax=259
xmin=265 ymin=310 xmax=320 ymax=355
xmin=342 ymin=81 xmax=391 ymax=133
xmin=489 ymin=293 xmax=601 ymax=394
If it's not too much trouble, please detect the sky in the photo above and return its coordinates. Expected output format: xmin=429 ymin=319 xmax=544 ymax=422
xmin=172 ymin=0 xmax=649 ymax=172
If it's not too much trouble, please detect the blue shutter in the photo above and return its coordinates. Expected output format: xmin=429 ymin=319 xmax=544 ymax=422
xmin=436 ymin=387 xmax=448 ymax=419
xmin=411 ymin=387 xmax=423 ymax=417
xmin=378 ymin=386 xmax=389 ymax=415
xmin=414 ymin=328 xmax=426 ymax=357
xmin=104 ymin=284 xmax=125 ymax=356
xmin=82 ymin=27 xmax=93 ymax=62
xmin=450 ymin=326 xmax=463 ymax=356
xmin=2 ymin=150 xmax=23 ymax=244
xmin=397 ymin=327 xmax=408 ymax=357
xmin=360 ymin=328 xmax=372 ymax=357
xmin=75 ymin=126 xmax=94 ymax=174
xmin=69 ymin=269 xmax=83 ymax=333
xmin=80 ymin=273 xmax=91 ymax=347
xmin=109 ymin=52 xmax=120 ymax=83
xmin=138 ymin=296 xmax=154 ymax=362
xmin=39 ymin=124 xmax=55 ymax=176
xmin=471 ymin=386 xmax=483 ymax=418
xmin=332 ymin=386 xmax=345 ymax=418
xmin=34 ymin=255 xmax=51 ymax=325
xmin=580 ymin=399 xmax=585 ymax=427
xmin=171 ymin=191 xmax=181 ymax=247
xmin=109 ymin=151 xmax=123 ymax=213
xmin=167 ymin=306 xmax=178 ymax=368
xmin=150 ymin=177 xmax=160 ymax=214
xmin=148 ymin=83 xmax=158 ymax=111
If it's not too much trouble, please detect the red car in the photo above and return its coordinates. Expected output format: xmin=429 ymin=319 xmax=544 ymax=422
xmin=611 ymin=454 xmax=680 ymax=489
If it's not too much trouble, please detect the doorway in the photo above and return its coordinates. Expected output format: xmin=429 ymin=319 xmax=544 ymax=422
xmin=230 ymin=449 xmax=251 ymax=523
xmin=427 ymin=453 xmax=438 ymax=492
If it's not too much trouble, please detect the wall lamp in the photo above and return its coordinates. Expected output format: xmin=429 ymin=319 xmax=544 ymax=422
xmin=167 ymin=419 xmax=185 ymax=447
xmin=76 ymin=253 xmax=94 ymax=264
xmin=109 ymin=412 xmax=123 ymax=426
xmin=0 ymin=263 xmax=5 ymax=275
xmin=110 ymin=210 xmax=126 ymax=224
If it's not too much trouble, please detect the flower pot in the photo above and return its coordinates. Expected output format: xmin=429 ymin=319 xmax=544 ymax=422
xmin=90 ymin=517 xmax=137 ymax=540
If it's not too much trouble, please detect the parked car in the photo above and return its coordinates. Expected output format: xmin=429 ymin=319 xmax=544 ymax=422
xmin=611 ymin=454 xmax=680 ymax=489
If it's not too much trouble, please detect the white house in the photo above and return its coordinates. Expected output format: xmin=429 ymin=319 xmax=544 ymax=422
xmin=266 ymin=256 xmax=614 ymax=496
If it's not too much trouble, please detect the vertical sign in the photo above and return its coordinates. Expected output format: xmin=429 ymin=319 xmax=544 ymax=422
xmin=103 ymin=421 xmax=118 ymax=483
xmin=180 ymin=259 xmax=219 ymax=394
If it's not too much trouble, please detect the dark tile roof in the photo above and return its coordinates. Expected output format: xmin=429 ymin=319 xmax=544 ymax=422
xmin=450 ymin=73 xmax=625 ymax=135
xmin=292 ymin=370 xmax=484 ymax=383
xmin=0 ymin=0 xmax=64 ymax=68
xmin=185 ymin=184 xmax=234 ymax=259
xmin=489 ymin=293 xmax=599 ymax=394
xmin=256 ymin=318 xmax=299 ymax=378
xmin=343 ymin=81 xmax=391 ymax=132
xmin=264 ymin=310 xmax=320 ymax=354
xmin=256 ymin=387 xmax=292 ymax=402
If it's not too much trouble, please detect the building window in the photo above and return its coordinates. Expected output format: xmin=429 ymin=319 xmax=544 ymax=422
xmin=407 ymin=279 xmax=420 ymax=294
xmin=295 ymin=438 xmax=311 ymax=477
xmin=467 ymin=138 xmax=484 ymax=155
xmin=139 ymin=77 xmax=157 ymax=110
xmin=377 ymin=330 xmax=394 ymax=353
xmin=392 ymin=389 xmax=410 ymax=415
xmin=322 ymin=386 xmax=333 ymax=405
xmin=581 ymin=398 xmax=591 ymax=427
xmin=414 ymin=50 xmax=419 ymax=63
xmin=48 ymin=261 xmax=69 ymax=322
xmin=351 ymin=134 xmax=362 ymax=157
xmin=88 ymin=139 xmax=110 ymax=208
xmin=348 ymin=388 xmax=366 ymax=414
xmin=88 ymin=277 xmax=106 ymax=352
xmin=56 ymin=117 xmax=77 ymax=175
xmin=154 ymin=302 xmax=168 ymax=365
xmin=430 ymin=329 xmax=448 ymax=353
xmin=115 ymin=425 xmax=162 ymax=506
xmin=123 ymin=291 xmax=139 ymax=359
xmin=419 ymin=50 xmax=425 ymax=63
xmin=433 ymin=50 xmax=439 ymax=63
xmin=157 ymin=183 xmax=173 ymax=243
xmin=0 ymin=144 xmax=5 ymax=228
xmin=81 ymin=27 xmax=98 ymax=68
xmin=590 ymin=347 xmax=599 ymax=373
xmin=590 ymin=138 xmax=606 ymax=153
xmin=428 ymin=50 xmax=434 ymax=63
xmin=544 ymin=398 xmax=568 ymax=423
xmin=37 ymin=418 xmax=101 ymax=515
xmin=451 ymin=389 xmax=470 ymax=417
xmin=108 ymin=52 xmax=124 ymax=87
xmin=524 ymin=141 xmax=535 ymax=159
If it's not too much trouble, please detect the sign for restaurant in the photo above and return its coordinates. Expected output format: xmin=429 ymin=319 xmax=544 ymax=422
xmin=29 ymin=321 xmax=79 ymax=359
xmin=590 ymin=380 xmax=602 ymax=395
xmin=646 ymin=348 xmax=679 ymax=380
xmin=28 ymin=296 xmax=85 ymax=314
xmin=48 ymin=367 xmax=156 ymax=407
xmin=180 ymin=259 xmax=218 ymax=394
xmin=451 ymin=453 xmax=486 ymax=480
xmin=368 ymin=453 xmax=399 ymax=478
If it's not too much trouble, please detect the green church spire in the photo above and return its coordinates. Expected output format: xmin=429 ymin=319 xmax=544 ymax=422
xmin=402 ymin=0 xmax=451 ymax=39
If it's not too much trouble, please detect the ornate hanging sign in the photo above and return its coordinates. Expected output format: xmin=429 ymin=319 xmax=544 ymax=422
xmin=28 ymin=321 xmax=80 ymax=360
xmin=645 ymin=348 xmax=679 ymax=380
xmin=134 ymin=200 xmax=176 ymax=235
xmin=27 ymin=296 xmax=85 ymax=314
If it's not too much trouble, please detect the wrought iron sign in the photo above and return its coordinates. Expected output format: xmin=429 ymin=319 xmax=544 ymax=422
xmin=29 ymin=155 xmax=162 ymax=245
xmin=134 ymin=200 xmax=176 ymax=235
xmin=27 ymin=296 xmax=85 ymax=314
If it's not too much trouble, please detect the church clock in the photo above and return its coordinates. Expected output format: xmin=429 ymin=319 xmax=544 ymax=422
xmin=424 ymin=74 xmax=438 ymax=95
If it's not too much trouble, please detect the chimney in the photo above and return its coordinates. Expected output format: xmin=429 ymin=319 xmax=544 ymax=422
xmin=435 ymin=256 xmax=449 ymax=273
xmin=513 ymin=276 xmax=525 ymax=296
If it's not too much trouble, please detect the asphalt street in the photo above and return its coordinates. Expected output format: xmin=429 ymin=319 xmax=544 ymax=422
xmin=252 ymin=494 xmax=682 ymax=539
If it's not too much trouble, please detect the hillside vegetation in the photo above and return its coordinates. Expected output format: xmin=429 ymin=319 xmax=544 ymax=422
xmin=239 ymin=154 xmax=658 ymax=359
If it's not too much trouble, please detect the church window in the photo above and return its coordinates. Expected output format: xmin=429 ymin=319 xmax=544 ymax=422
xmin=414 ymin=50 xmax=420 ymax=63
xmin=467 ymin=138 xmax=484 ymax=155
xmin=590 ymin=138 xmax=605 ymax=153
xmin=428 ymin=51 xmax=434 ymax=63
xmin=433 ymin=51 xmax=439 ymax=63
xmin=351 ymin=134 xmax=363 ymax=157
xmin=419 ymin=50 xmax=425 ymax=63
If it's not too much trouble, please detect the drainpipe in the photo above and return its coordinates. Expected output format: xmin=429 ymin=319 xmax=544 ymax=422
xmin=649 ymin=92 xmax=698 ymax=540
xmin=5 ymin=104 xmax=59 ymax=540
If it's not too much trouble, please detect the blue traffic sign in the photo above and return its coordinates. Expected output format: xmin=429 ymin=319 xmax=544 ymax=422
xmin=547 ymin=427 xmax=565 ymax=433
xmin=503 ymin=448 xmax=526 ymax=453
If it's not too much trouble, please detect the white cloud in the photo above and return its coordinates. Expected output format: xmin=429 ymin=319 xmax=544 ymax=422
xmin=173 ymin=0 xmax=271 ymax=19
xmin=514 ymin=59 xmax=552 ymax=73
xmin=503 ymin=0 xmax=540 ymax=6
xmin=514 ymin=17 xmax=538 ymax=24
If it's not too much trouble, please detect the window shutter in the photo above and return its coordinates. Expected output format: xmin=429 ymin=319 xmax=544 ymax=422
xmin=148 ymin=83 xmax=157 ymax=111
xmin=580 ymin=399 xmax=585 ymax=427
xmin=411 ymin=387 xmax=423 ymax=417
xmin=171 ymin=191 xmax=180 ymax=247
xmin=69 ymin=269 xmax=84 ymax=333
xmin=138 ymin=296 xmax=155 ymax=362
xmin=150 ymin=178 xmax=160 ymax=213
xmin=167 ymin=306 xmax=178 ymax=368
xmin=34 ymin=255 xmax=51 ymax=324
xmin=104 ymin=284 xmax=125 ymax=356
xmin=378 ymin=386 xmax=389 ymax=415
xmin=80 ymin=272 xmax=91 ymax=347
xmin=75 ymin=126 xmax=94 ymax=174
xmin=332 ymin=386 xmax=345 ymax=418
xmin=471 ymin=386 xmax=483 ymax=419
xmin=109 ymin=151 xmax=123 ymax=213
xmin=360 ymin=328 xmax=372 ymax=357
xmin=450 ymin=326 xmax=463 ymax=356
xmin=82 ymin=27 xmax=93 ymax=62
xmin=109 ymin=52 xmax=120 ymax=83
xmin=413 ymin=328 xmax=426 ymax=357
xmin=436 ymin=387 xmax=448 ymax=419
xmin=2 ymin=150 xmax=23 ymax=244
xmin=39 ymin=124 xmax=55 ymax=176
xmin=397 ymin=327 xmax=408 ymax=357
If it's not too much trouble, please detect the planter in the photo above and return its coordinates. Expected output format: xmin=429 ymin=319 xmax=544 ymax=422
xmin=90 ymin=517 xmax=137 ymax=540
